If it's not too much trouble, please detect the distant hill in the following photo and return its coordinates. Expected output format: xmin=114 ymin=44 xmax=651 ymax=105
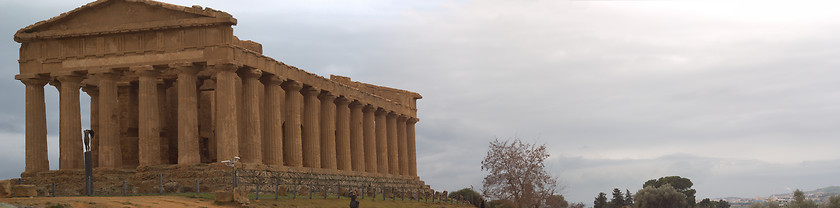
xmin=806 ymin=186 xmax=840 ymax=195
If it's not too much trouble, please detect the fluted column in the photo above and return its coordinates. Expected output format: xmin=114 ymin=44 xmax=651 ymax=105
xmin=387 ymin=112 xmax=398 ymax=175
xmin=374 ymin=108 xmax=388 ymax=174
xmin=158 ymin=80 xmax=174 ymax=164
xmin=262 ymin=75 xmax=284 ymax=166
xmin=397 ymin=115 xmax=408 ymax=176
xmin=173 ymin=63 xmax=200 ymax=164
xmin=212 ymin=63 xmax=240 ymax=161
xmin=362 ymin=105 xmax=377 ymax=173
xmin=282 ymin=81 xmax=303 ymax=167
xmin=407 ymin=118 xmax=418 ymax=177
xmin=135 ymin=65 xmax=162 ymax=166
xmin=21 ymin=77 xmax=50 ymax=173
xmin=334 ymin=97 xmax=351 ymax=171
xmin=82 ymin=86 xmax=99 ymax=168
xmin=349 ymin=102 xmax=364 ymax=172
xmin=97 ymin=72 xmax=121 ymax=168
xmin=301 ymin=86 xmax=321 ymax=168
xmin=239 ymin=69 xmax=263 ymax=164
xmin=319 ymin=92 xmax=337 ymax=169
xmin=54 ymin=74 xmax=84 ymax=170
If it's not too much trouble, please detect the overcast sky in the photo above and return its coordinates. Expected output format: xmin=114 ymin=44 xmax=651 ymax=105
xmin=2 ymin=0 xmax=840 ymax=204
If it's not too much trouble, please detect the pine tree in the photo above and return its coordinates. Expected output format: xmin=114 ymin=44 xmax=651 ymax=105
xmin=610 ymin=188 xmax=625 ymax=208
xmin=625 ymin=189 xmax=634 ymax=207
xmin=594 ymin=192 xmax=609 ymax=208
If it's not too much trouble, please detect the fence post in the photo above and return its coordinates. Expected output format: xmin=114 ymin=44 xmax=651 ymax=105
xmin=51 ymin=183 xmax=55 ymax=197
xmin=382 ymin=185 xmax=385 ymax=201
xmin=293 ymin=183 xmax=297 ymax=199
xmin=123 ymin=180 xmax=127 ymax=196
xmin=256 ymin=183 xmax=261 ymax=200
xmin=337 ymin=184 xmax=341 ymax=199
xmin=195 ymin=180 xmax=200 ymax=196
xmin=274 ymin=179 xmax=279 ymax=200
xmin=401 ymin=188 xmax=404 ymax=200
xmin=308 ymin=182 xmax=313 ymax=199
xmin=323 ymin=184 xmax=327 ymax=199
xmin=158 ymin=174 xmax=163 ymax=194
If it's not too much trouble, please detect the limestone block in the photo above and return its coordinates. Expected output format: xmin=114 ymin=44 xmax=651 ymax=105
xmin=233 ymin=188 xmax=250 ymax=204
xmin=11 ymin=185 xmax=37 ymax=197
xmin=214 ymin=191 xmax=233 ymax=202
xmin=0 ymin=180 xmax=10 ymax=197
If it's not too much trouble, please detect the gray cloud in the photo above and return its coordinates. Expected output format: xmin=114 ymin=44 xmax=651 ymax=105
xmin=2 ymin=0 xmax=840 ymax=204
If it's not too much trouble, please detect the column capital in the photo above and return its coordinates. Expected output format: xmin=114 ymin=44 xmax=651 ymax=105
xmin=208 ymin=63 xmax=242 ymax=73
xmin=19 ymin=77 xmax=50 ymax=86
xmin=397 ymin=115 xmax=408 ymax=122
xmin=171 ymin=63 xmax=200 ymax=75
xmin=349 ymin=101 xmax=364 ymax=110
xmin=334 ymin=96 xmax=352 ymax=106
xmin=363 ymin=104 xmax=376 ymax=112
xmin=281 ymin=80 xmax=302 ymax=91
xmin=92 ymin=71 xmax=121 ymax=81
xmin=318 ymin=91 xmax=336 ymax=101
xmin=375 ymin=107 xmax=388 ymax=116
xmin=301 ymin=86 xmax=320 ymax=96
xmin=408 ymin=117 xmax=419 ymax=124
xmin=55 ymin=74 xmax=85 ymax=84
xmin=132 ymin=65 xmax=160 ymax=77
xmin=81 ymin=85 xmax=98 ymax=95
xmin=260 ymin=73 xmax=285 ymax=85
xmin=237 ymin=68 xmax=263 ymax=79
xmin=386 ymin=111 xmax=397 ymax=118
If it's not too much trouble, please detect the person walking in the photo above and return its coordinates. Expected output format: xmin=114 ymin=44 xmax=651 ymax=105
xmin=350 ymin=190 xmax=360 ymax=208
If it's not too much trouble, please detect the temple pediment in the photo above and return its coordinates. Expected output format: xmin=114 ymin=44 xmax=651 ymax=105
xmin=14 ymin=0 xmax=236 ymax=42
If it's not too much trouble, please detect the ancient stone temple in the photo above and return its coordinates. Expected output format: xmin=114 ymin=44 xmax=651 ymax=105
xmin=14 ymin=0 xmax=428 ymax=195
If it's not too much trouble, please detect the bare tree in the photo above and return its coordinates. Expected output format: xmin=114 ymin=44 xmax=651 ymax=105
xmin=481 ymin=138 xmax=560 ymax=208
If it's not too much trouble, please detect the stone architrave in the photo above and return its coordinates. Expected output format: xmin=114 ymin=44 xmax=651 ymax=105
xmin=349 ymin=102 xmax=365 ymax=172
xmin=374 ymin=108 xmax=389 ymax=174
xmin=282 ymin=81 xmax=303 ymax=167
xmin=54 ymin=74 xmax=84 ymax=170
xmin=212 ymin=64 xmax=240 ymax=161
xmin=97 ymin=72 xmax=121 ymax=168
xmin=397 ymin=115 xmax=408 ymax=176
xmin=301 ymin=86 xmax=321 ymax=168
xmin=362 ymin=105 xmax=377 ymax=173
xmin=174 ymin=63 xmax=200 ymax=164
xmin=21 ymin=77 xmax=49 ymax=173
xmin=334 ymin=97 xmax=351 ymax=171
xmin=407 ymin=118 xmax=419 ymax=176
xmin=319 ymin=92 xmax=337 ymax=169
xmin=239 ymin=69 xmax=263 ymax=164
xmin=386 ymin=112 xmax=398 ymax=175
xmin=261 ymin=75 xmax=284 ymax=166
xmin=135 ymin=65 xmax=162 ymax=166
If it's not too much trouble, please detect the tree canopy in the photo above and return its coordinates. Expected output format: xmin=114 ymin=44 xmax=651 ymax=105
xmin=643 ymin=176 xmax=696 ymax=206
xmin=634 ymin=184 xmax=688 ymax=208
xmin=594 ymin=192 xmax=608 ymax=208
xmin=481 ymin=138 xmax=559 ymax=208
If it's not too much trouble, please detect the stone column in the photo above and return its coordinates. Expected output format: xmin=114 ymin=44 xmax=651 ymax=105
xmin=282 ymin=80 xmax=303 ymax=167
xmin=397 ymin=116 xmax=408 ymax=176
xmin=135 ymin=65 xmax=162 ymax=166
xmin=261 ymin=75 xmax=284 ymax=166
xmin=239 ymin=69 xmax=263 ymax=164
xmin=374 ymin=108 xmax=388 ymax=174
xmin=386 ymin=112 xmax=398 ymax=175
xmin=334 ymin=97 xmax=351 ymax=171
xmin=349 ymin=102 xmax=364 ymax=172
xmin=97 ymin=72 xmax=121 ymax=168
xmin=21 ymin=77 xmax=50 ymax=173
xmin=407 ymin=118 xmax=418 ymax=177
xmin=158 ymin=80 xmax=174 ymax=164
xmin=301 ymin=86 xmax=321 ymax=168
xmin=319 ymin=92 xmax=337 ymax=169
xmin=173 ymin=63 xmax=200 ymax=164
xmin=362 ymin=105 xmax=377 ymax=173
xmin=82 ymin=86 xmax=99 ymax=168
xmin=212 ymin=64 xmax=240 ymax=161
xmin=55 ymin=74 xmax=84 ymax=170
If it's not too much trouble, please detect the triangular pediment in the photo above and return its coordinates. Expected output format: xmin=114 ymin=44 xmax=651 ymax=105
xmin=15 ymin=0 xmax=236 ymax=42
